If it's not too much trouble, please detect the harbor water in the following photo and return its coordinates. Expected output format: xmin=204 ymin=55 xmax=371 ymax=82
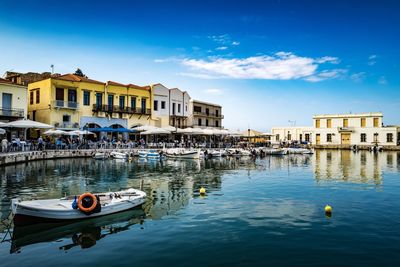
xmin=1 ymin=150 xmax=400 ymax=267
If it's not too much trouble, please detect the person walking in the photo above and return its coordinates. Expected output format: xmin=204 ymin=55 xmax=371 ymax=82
xmin=1 ymin=137 xmax=8 ymax=153
xmin=38 ymin=136 xmax=44 ymax=150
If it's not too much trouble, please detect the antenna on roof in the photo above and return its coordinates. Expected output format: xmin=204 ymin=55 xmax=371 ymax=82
xmin=50 ymin=64 xmax=54 ymax=74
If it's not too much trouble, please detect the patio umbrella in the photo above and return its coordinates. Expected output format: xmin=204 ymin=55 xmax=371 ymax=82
xmin=71 ymin=130 xmax=95 ymax=135
xmin=1 ymin=119 xmax=53 ymax=129
xmin=132 ymin=125 xmax=158 ymax=132
xmin=141 ymin=128 xmax=171 ymax=135
xmin=162 ymin=125 xmax=178 ymax=132
xmin=44 ymin=129 xmax=68 ymax=136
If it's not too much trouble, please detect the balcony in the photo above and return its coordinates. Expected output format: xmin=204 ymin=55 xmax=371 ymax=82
xmin=193 ymin=111 xmax=224 ymax=119
xmin=337 ymin=127 xmax=354 ymax=133
xmin=0 ymin=107 xmax=24 ymax=118
xmin=52 ymin=100 xmax=79 ymax=109
xmin=92 ymin=104 xmax=151 ymax=115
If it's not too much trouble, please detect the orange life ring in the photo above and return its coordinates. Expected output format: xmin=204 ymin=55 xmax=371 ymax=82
xmin=77 ymin=193 xmax=98 ymax=213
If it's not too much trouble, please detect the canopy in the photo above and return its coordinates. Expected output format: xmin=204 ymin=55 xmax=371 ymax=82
xmin=71 ymin=130 xmax=95 ymax=135
xmin=162 ymin=125 xmax=178 ymax=132
xmin=1 ymin=119 xmax=53 ymax=129
xmin=86 ymin=127 xmax=136 ymax=133
xmin=141 ymin=128 xmax=171 ymax=135
xmin=132 ymin=125 xmax=158 ymax=132
xmin=44 ymin=129 xmax=68 ymax=136
xmin=178 ymin=127 xmax=203 ymax=135
xmin=0 ymin=128 xmax=5 ymax=135
xmin=199 ymin=128 xmax=214 ymax=135
xmin=0 ymin=121 xmax=5 ymax=126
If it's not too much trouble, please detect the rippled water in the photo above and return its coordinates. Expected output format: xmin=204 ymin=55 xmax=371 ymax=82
xmin=1 ymin=150 xmax=400 ymax=267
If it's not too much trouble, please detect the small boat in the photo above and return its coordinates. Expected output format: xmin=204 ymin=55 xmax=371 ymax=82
xmin=263 ymin=148 xmax=287 ymax=155
xmin=139 ymin=149 xmax=161 ymax=159
xmin=110 ymin=151 xmax=128 ymax=160
xmin=165 ymin=148 xmax=200 ymax=159
xmin=93 ymin=152 xmax=108 ymax=160
xmin=208 ymin=150 xmax=222 ymax=158
xmin=286 ymin=148 xmax=314 ymax=154
xmin=11 ymin=188 xmax=146 ymax=226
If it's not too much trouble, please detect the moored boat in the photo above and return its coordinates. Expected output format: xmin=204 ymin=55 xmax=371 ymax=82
xmin=110 ymin=151 xmax=129 ymax=160
xmin=93 ymin=152 xmax=109 ymax=160
xmin=11 ymin=188 xmax=146 ymax=225
xmin=165 ymin=148 xmax=200 ymax=159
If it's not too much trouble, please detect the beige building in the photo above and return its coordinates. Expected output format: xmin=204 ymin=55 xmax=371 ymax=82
xmin=271 ymin=127 xmax=314 ymax=143
xmin=313 ymin=112 xmax=399 ymax=146
xmin=0 ymin=78 xmax=27 ymax=122
xmin=189 ymin=99 xmax=223 ymax=128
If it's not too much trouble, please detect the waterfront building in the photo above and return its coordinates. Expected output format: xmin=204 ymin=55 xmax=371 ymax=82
xmin=0 ymin=78 xmax=27 ymax=122
xmin=169 ymin=88 xmax=191 ymax=128
xmin=27 ymin=74 xmax=154 ymax=137
xmin=151 ymin=83 xmax=170 ymax=127
xmin=271 ymin=127 xmax=314 ymax=143
xmin=4 ymin=71 xmax=57 ymax=86
xmin=189 ymin=99 xmax=223 ymax=129
xmin=312 ymin=112 xmax=399 ymax=146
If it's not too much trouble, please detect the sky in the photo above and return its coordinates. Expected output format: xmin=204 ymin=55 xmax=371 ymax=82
xmin=0 ymin=0 xmax=399 ymax=131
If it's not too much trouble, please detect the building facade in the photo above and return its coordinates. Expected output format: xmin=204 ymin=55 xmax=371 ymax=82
xmin=27 ymin=74 xmax=154 ymax=136
xmin=151 ymin=83 xmax=170 ymax=127
xmin=169 ymin=88 xmax=191 ymax=128
xmin=189 ymin=99 xmax=223 ymax=129
xmin=271 ymin=127 xmax=314 ymax=143
xmin=0 ymin=78 xmax=27 ymax=122
xmin=312 ymin=112 xmax=399 ymax=146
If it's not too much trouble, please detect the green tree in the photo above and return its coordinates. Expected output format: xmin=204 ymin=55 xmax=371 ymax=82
xmin=74 ymin=68 xmax=87 ymax=77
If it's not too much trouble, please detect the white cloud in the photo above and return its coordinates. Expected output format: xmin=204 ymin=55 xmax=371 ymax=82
xmin=216 ymin=46 xmax=228 ymax=50
xmin=378 ymin=76 xmax=387 ymax=85
xmin=208 ymin=34 xmax=240 ymax=48
xmin=350 ymin=72 xmax=366 ymax=82
xmin=368 ymin=54 xmax=377 ymax=66
xmin=204 ymin=89 xmax=223 ymax=95
xmin=180 ymin=52 xmax=344 ymax=81
xmin=232 ymin=41 xmax=240 ymax=46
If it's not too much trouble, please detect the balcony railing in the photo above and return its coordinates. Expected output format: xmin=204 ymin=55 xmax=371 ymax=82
xmin=52 ymin=100 xmax=79 ymax=109
xmin=193 ymin=111 xmax=224 ymax=119
xmin=92 ymin=104 xmax=151 ymax=115
xmin=0 ymin=107 xmax=24 ymax=117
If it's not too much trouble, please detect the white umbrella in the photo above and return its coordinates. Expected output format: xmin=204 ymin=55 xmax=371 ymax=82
xmin=141 ymin=128 xmax=171 ymax=135
xmin=162 ymin=125 xmax=178 ymax=132
xmin=70 ymin=130 xmax=95 ymax=135
xmin=1 ymin=119 xmax=53 ymax=129
xmin=200 ymin=128 xmax=214 ymax=135
xmin=44 ymin=129 xmax=67 ymax=135
xmin=0 ymin=121 xmax=5 ymax=126
xmin=133 ymin=125 xmax=158 ymax=132
xmin=0 ymin=128 xmax=5 ymax=135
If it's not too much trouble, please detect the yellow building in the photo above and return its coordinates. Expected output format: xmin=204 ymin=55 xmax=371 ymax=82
xmin=28 ymin=74 xmax=154 ymax=138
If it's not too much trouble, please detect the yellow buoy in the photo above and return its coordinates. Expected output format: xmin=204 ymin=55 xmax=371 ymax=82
xmin=325 ymin=205 xmax=332 ymax=214
xmin=199 ymin=187 xmax=206 ymax=195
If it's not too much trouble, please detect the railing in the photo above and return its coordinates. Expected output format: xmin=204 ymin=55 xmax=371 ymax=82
xmin=192 ymin=123 xmax=222 ymax=128
xmin=92 ymin=104 xmax=151 ymax=115
xmin=52 ymin=100 xmax=79 ymax=109
xmin=0 ymin=107 xmax=24 ymax=117
xmin=193 ymin=111 xmax=224 ymax=118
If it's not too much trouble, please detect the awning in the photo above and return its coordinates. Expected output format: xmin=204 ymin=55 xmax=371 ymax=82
xmin=86 ymin=127 xmax=137 ymax=133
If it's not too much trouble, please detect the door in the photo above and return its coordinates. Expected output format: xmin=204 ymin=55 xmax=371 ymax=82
xmin=141 ymin=98 xmax=146 ymax=114
xmin=2 ymin=93 xmax=12 ymax=116
xmin=341 ymin=133 xmax=351 ymax=145
xmin=316 ymin=134 xmax=321 ymax=145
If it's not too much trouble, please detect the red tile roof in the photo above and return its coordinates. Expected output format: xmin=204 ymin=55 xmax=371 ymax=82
xmin=107 ymin=81 xmax=127 ymax=87
xmin=127 ymin=83 xmax=151 ymax=90
xmin=55 ymin=74 xmax=105 ymax=85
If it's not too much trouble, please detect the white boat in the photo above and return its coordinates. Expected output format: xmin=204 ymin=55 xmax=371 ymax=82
xmin=263 ymin=148 xmax=287 ymax=155
xmin=165 ymin=148 xmax=200 ymax=159
xmin=208 ymin=150 xmax=222 ymax=158
xmin=110 ymin=151 xmax=129 ymax=160
xmin=93 ymin=152 xmax=108 ymax=160
xmin=11 ymin=188 xmax=146 ymax=226
xmin=139 ymin=149 xmax=161 ymax=159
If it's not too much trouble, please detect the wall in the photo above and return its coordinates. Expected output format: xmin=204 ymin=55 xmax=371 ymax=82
xmin=0 ymin=82 xmax=28 ymax=119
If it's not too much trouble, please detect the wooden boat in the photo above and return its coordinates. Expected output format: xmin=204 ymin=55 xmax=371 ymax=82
xmin=93 ymin=152 xmax=108 ymax=160
xmin=11 ymin=188 xmax=146 ymax=225
xmin=165 ymin=148 xmax=200 ymax=159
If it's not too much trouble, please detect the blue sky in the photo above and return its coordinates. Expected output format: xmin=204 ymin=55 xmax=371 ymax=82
xmin=0 ymin=0 xmax=399 ymax=131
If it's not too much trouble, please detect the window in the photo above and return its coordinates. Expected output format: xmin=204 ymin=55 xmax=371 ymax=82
xmin=154 ymin=100 xmax=158 ymax=111
xmin=305 ymin=133 xmax=310 ymax=142
xmin=300 ymin=134 xmax=303 ymax=142
xmin=327 ymin=133 xmax=332 ymax=142
xmin=198 ymin=118 xmax=202 ymax=126
xmin=161 ymin=101 xmax=165 ymax=109
xmin=374 ymin=133 xmax=379 ymax=143
xmin=343 ymin=118 xmax=348 ymax=128
xmin=276 ymin=134 xmax=280 ymax=141
xmin=119 ymin=95 xmax=125 ymax=109
xmin=206 ymin=108 xmax=209 ymax=116
xmin=141 ymin=98 xmax=146 ymax=113
xmin=56 ymin=88 xmax=64 ymax=101
xmin=373 ymin=118 xmax=379 ymax=127
xmin=68 ymin=89 xmax=76 ymax=103
xmin=185 ymin=105 xmax=187 ymax=111
xmin=30 ymin=91 xmax=34 ymax=105
xmin=62 ymin=115 xmax=70 ymax=125
xmin=172 ymin=103 xmax=176 ymax=115
xmin=96 ymin=93 xmax=102 ymax=107
xmin=83 ymin=91 xmax=90 ymax=106
xmin=387 ymin=133 xmax=393 ymax=143
xmin=361 ymin=118 xmax=366 ymax=127
xmin=131 ymin=97 xmax=136 ymax=109
xmin=206 ymin=119 xmax=209 ymax=126
xmin=316 ymin=119 xmax=320 ymax=128
xmin=216 ymin=109 xmax=219 ymax=117
xmin=215 ymin=120 xmax=219 ymax=127
xmin=178 ymin=103 xmax=181 ymax=113
xmin=36 ymin=89 xmax=40 ymax=104
xmin=361 ymin=133 xmax=367 ymax=142
xmin=194 ymin=106 xmax=201 ymax=112
xmin=327 ymin=119 xmax=331 ymax=128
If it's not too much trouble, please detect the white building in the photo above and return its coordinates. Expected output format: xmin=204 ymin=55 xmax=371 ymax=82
xmin=312 ymin=112 xmax=399 ymax=146
xmin=271 ymin=127 xmax=314 ymax=143
xmin=169 ymin=88 xmax=191 ymax=128
xmin=0 ymin=78 xmax=27 ymax=122
xmin=151 ymin=83 xmax=170 ymax=127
